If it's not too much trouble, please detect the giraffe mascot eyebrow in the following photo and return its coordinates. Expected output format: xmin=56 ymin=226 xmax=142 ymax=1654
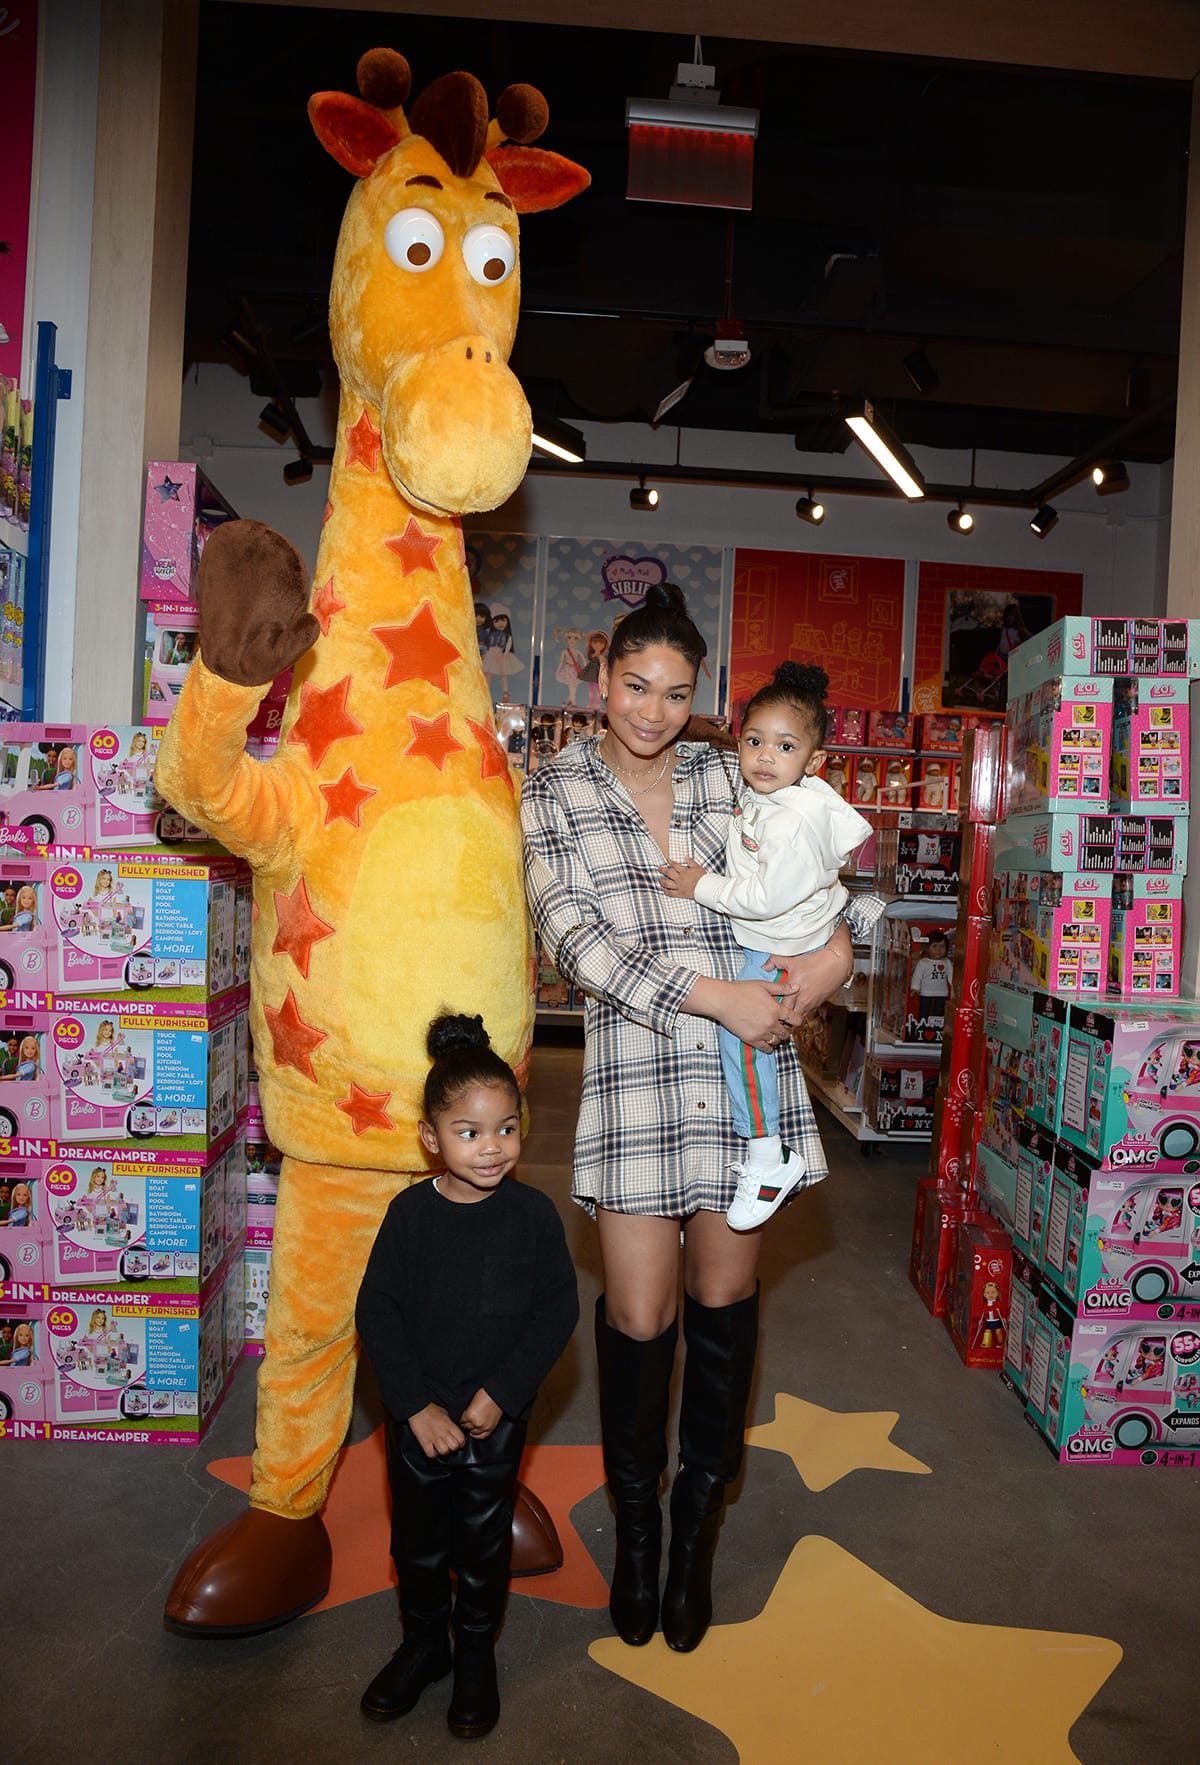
xmin=158 ymin=49 xmax=589 ymax=1637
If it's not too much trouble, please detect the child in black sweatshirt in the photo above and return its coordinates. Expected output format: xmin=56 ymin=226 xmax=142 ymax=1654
xmin=356 ymin=1013 xmax=579 ymax=1740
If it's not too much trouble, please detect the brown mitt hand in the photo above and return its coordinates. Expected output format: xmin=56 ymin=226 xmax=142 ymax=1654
xmin=197 ymin=519 xmax=320 ymax=687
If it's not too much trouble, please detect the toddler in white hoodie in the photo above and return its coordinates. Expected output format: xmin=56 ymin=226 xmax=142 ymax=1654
xmin=661 ymin=662 xmax=882 ymax=1229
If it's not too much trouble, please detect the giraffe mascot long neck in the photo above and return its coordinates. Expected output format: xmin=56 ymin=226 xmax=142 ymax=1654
xmin=157 ymin=49 xmax=589 ymax=1637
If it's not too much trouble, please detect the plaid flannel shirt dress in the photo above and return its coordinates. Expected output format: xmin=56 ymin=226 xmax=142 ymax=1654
xmin=520 ymin=739 xmax=830 ymax=1218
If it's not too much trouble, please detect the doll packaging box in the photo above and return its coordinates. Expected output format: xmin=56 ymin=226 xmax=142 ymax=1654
xmin=1110 ymin=677 xmax=1190 ymax=814
xmin=44 ymin=851 xmax=251 ymax=1002
xmin=996 ymin=811 xmax=1186 ymax=874
xmin=828 ymin=706 xmax=867 ymax=747
xmin=982 ymin=983 xmax=1068 ymax=1135
xmin=0 ymin=988 xmax=249 ymax=1150
xmin=1007 ymin=616 xmax=1200 ymax=697
xmin=243 ymin=1245 xmax=271 ymax=1356
xmin=1002 ymin=1246 xmax=1042 ymax=1401
xmin=867 ymin=710 xmax=914 ymax=749
xmin=959 ymin=723 xmax=1004 ymax=824
xmin=945 ymin=1217 xmax=1012 ymax=1369
xmin=1058 ymin=1001 xmax=1200 ymax=1169
xmin=0 ymin=723 xmax=216 ymax=853
xmin=0 ymin=1128 xmax=245 ymax=1302
xmin=863 ymin=1054 xmax=939 ymax=1135
xmin=1107 ymin=872 xmax=1182 ymax=998
xmin=1010 ymin=1118 xmax=1057 ymax=1264
xmin=1041 ymin=1137 xmax=1200 ymax=1314
xmin=144 ymin=600 xmax=290 ymax=753
xmin=139 ymin=462 xmax=236 ymax=605
xmin=0 ymin=1251 xmax=246 ymax=1444
xmin=1004 ymin=677 xmax=1114 ymax=816
xmin=881 ymin=916 xmax=955 ymax=1045
xmin=914 ymin=756 xmax=955 ymax=813
xmin=989 ymin=865 xmax=1112 ymax=996
xmin=911 ymin=1179 xmax=991 ymax=1317
xmin=1025 ymin=1287 xmax=1200 ymax=1466
xmin=973 ymin=1141 xmax=1017 ymax=1230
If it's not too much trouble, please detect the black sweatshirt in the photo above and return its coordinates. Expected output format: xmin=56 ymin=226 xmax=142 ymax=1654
xmin=355 ymin=1175 xmax=579 ymax=1423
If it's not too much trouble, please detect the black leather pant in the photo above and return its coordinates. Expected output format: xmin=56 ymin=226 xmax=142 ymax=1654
xmin=385 ymin=1413 xmax=527 ymax=1640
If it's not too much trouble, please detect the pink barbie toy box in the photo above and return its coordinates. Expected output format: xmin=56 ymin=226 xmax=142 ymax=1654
xmin=0 ymin=836 xmax=49 ymax=991
xmin=1059 ymin=1001 xmax=1200 ymax=1170
xmin=243 ymin=1244 xmax=272 ymax=1355
xmin=139 ymin=462 xmax=236 ymax=605
xmin=0 ymin=1144 xmax=53 ymax=1285
xmin=44 ymin=850 xmax=251 ymax=1002
xmin=1110 ymin=676 xmax=1189 ymax=814
xmin=143 ymin=600 xmax=291 ymax=748
xmin=1007 ymin=616 xmax=1200 ymax=697
xmin=0 ymin=1258 xmax=243 ymax=1443
xmin=1004 ymin=677 xmax=1114 ymax=816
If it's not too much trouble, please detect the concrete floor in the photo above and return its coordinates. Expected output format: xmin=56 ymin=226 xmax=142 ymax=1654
xmin=3 ymin=1034 xmax=1195 ymax=1762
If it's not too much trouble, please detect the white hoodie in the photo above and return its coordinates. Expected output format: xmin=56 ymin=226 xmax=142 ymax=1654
xmin=693 ymin=774 xmax=872 ymax=957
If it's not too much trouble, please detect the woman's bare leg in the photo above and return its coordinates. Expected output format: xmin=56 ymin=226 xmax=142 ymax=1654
xmin=681 ymin=1209 xmax=762 ymax=1308
xmin=596 ymin=1209 xmax=683 ymax=1338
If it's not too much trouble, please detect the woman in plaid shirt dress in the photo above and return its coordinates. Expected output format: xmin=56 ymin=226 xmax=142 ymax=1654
xmin=521 ymin=585 xmax=852 ymax=1654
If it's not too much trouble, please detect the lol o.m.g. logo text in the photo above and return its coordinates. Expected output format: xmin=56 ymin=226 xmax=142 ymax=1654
xmin=52 ymin=1018 xmax=84 ymax=1052
xmin=45 ymin=1163 xmax=81 ymax=1197
xmin=46 ymin=1306 xmax=80 ymax=1338
xmin=89 ymin=729 xmax=120 ymax=762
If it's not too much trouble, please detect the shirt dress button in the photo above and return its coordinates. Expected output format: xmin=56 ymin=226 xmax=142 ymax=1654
xmin=696 ymin=1042 xmax=705 ymax=1050
xmin=697 ymin=1101 xmax=706 ymax=1110
xmin=681 ymin=926 xmax=693 ymax=936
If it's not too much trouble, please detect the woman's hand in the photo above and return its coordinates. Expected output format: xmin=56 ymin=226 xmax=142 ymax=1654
xmin=686 ymin=975 xmax=794 ymax=1053
xmin=770 ymin=926 xmax=854 ymax=1021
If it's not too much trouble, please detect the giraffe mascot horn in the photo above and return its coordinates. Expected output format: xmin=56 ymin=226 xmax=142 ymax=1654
xmin=158 ymin=50 xmax=589 ymax=1638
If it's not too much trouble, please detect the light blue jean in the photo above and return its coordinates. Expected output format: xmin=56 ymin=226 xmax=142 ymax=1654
xmin=718 ymin=947 xmax=781 ymax=1142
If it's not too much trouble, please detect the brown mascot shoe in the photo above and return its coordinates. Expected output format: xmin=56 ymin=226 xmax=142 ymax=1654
xmin=509 ymin=1480 xmax=563 ymax=1577
xmin=163 ymin=1508 xmax=332 ymax=1638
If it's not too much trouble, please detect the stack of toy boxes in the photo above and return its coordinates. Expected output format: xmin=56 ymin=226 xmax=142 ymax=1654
xmin=0 ymin=725 xmax=254 ymax=1443
xmin=139 ymin=463 xmax=289 ymax=755
xmin=975 ymin=616 xmax=1200 ymax=1463
xmin=242 ymin=1064 xmax=281 ymax=1356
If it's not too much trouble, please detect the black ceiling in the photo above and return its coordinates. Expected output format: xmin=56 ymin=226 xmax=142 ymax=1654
xmin=186 ymin=2 xmax=1189 ymax=466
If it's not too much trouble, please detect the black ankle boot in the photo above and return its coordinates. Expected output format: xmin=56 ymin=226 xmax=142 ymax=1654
xmin=594 ymin=1297 xmax=678 ymax=1646
xmin=361 ymin=1631 xmax=452 ymax=1721
xmin=447 ymin=1631 xmax=499 ymax=1739
xmin=661 ymin=1286 xmax=758 ymax=1654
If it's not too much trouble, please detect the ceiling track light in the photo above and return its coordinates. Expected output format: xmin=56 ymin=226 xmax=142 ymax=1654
xmin=531 ymin=415 xmax=586 ymax=464
xmin=1030 ymin=503 xmax=1058 ymax=538
xmin=903 ymin=343 xmax=939 ymax=396
xmin=283 ymin=456 xmax=314 ymax=486
xmin=1092 ymin=459 xmax=1130 ymax=496
xmin=259 ymin=401 xmax=292 ymax=444
xmin=947 ymin=503 xmax=974 ymax=535
xmin=630 ymin=474 xmax=659 ymax=511
xmin=795 ymin=490 xmax=825 ymax=525
xmin=842 ymin=397 xmax=925 ymax=500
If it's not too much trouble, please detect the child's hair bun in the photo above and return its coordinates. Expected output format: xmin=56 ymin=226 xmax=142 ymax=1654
xmin=643 ymin=580 xmax=690 ymax=618
xmin=426 ymin=1012 xmax=491 ymax=1061
xmin=772 ymin=660 xmax=829 ymax=701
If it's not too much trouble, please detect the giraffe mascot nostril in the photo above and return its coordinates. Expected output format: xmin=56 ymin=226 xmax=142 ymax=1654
xmin=156 ymin=49 xmax=590 ymax=1638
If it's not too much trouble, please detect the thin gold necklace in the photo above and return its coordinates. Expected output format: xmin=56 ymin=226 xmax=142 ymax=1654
xmin=602 ymin=743 xmax=671 ymax=795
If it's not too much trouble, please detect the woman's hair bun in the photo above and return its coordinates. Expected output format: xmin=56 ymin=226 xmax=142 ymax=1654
xmin=427 ymin=1012 xmax=491 ymax=1061
xmin=643 ymin=580 xmax=690 ymax=618
xmin=772 ymin=661 xmax=829 ymax=700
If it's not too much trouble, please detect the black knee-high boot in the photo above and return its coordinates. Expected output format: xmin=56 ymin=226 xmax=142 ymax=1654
xmin=594 ymin=1296 xmax=678 ymax=1645
xmin=661 ymin=1285 xmax=759 ymax=1653
xmin=447 ymin=1418 xmax=526 ymax=1741
xmin=361 ymin=1418 xmax=454 ymax=1721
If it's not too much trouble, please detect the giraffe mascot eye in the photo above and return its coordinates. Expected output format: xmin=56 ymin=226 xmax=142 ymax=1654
xmin=461 ymin=223 xmax=515 ymax=286
xmin=383 ymin=207 xmax=445 ymax=272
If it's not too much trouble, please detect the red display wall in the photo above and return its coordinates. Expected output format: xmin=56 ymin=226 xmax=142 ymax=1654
xmin=730 ymin=549 xmax=906 ymax=724
xmin=912 ymin=561 xmax=1083 ymax=717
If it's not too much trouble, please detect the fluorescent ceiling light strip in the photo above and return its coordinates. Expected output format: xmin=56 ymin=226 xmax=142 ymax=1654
xmin=626 ymin=98 xmax=760 ymax=135
xmin=845 ymin=415 xmax=925 ymax=499
xmin=531 ymin=431 xmax=585 ymax=464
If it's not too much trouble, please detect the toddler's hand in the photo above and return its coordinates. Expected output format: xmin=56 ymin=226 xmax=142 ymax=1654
xmin=660 ymin=857 xmax=706 ymax=899
xmin=409 ymin=1402 xmax=466 ymax=1458
xmin=461 ymin=1389 xmax=503 ymax=1439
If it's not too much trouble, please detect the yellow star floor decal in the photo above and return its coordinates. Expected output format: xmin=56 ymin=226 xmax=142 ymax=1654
xmin=745 ymin=1392 xmax=931 ymax=1491
xmin=590 ymin=1536 xmax=1121 ymax=1764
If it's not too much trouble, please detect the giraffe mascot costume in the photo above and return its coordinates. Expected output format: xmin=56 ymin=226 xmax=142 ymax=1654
xmin=158 ymin=50 xmax=589 ymax=1636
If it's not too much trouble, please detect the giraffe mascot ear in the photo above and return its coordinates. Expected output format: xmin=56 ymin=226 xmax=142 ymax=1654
xmin=156 ymin=48 xmax=587 ymax=1640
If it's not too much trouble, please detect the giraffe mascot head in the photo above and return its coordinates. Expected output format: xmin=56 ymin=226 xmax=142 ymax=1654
xmin=158 ymin=50 xmax=589 ymax=1638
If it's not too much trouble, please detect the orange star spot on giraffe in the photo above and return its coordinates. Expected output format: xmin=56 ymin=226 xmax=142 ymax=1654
xmin=288 ymin=675 xmax=363 ymax=768
xmin=336 ymin=1082 xmax=396 ymax=1137
xmin=466 ymin=716 xmax=514 ymax=792
xmin=320 ymin=766 xmax=378 ymax=829
xmin=263 ymin=989 xmax=328 ymax=1084
xmin=272 ymin=876 xmax=336 ymax=981
xmin=373 ymin=601 xmax=461 ymax=693
xmin=311 ymin=575 xmax=346 ymax=636
xmin=406 ymin=711 xmax=465 ymax=771
xmin=344 ymin=408 xmax=383 ymax=473
xmin=384 ymin=515 xmax=443 ymax=577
